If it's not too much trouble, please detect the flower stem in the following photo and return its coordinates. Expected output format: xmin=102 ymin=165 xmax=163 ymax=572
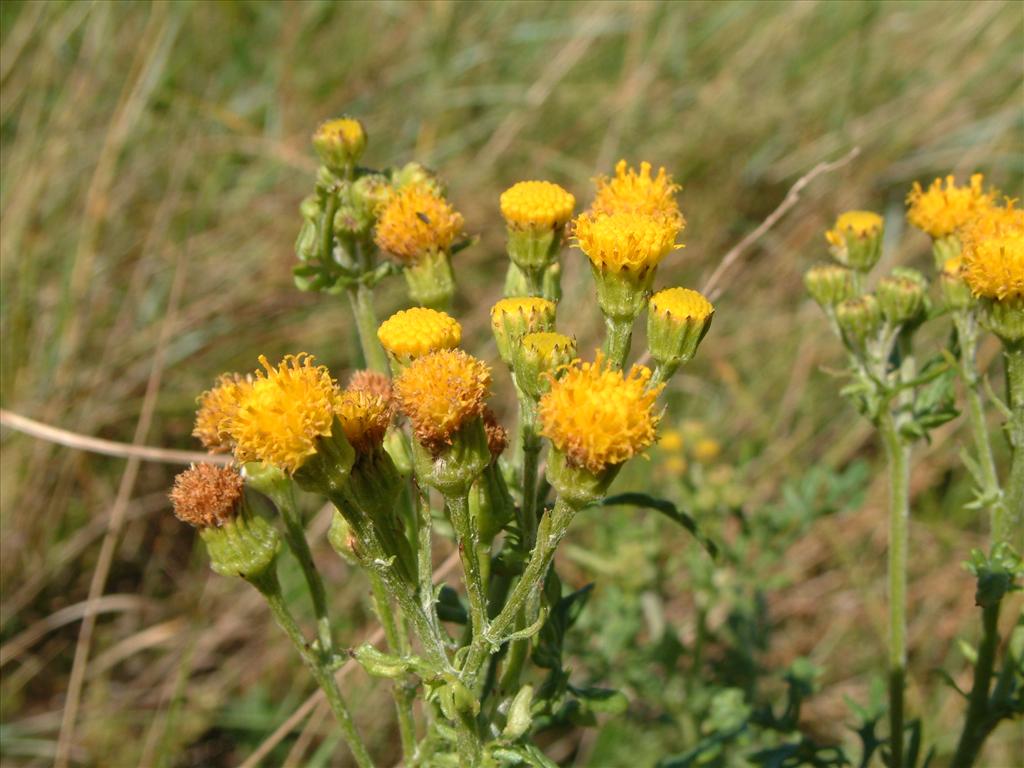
xmin=603 ymin=316 xmax=633 ymax=369
xmin=447 ymin=493 xmax=489 ymax=642
xmin=518 ymin=395 xmax=541 ymax=549
xmin=950 ymin=597 xmax=1002 ymax=768
xmin=879 ymin=406 xmax=910 ymax=768
xmin=1001 ymin=344 xmax=1024 ymax=551
xmin=954 ymin=312 xmax=1005 ymax=541
xmin=369 ymin=572 xmax=418 ymax=763
xmin=250 ymin=569 xmax=374 ymax=768
xmin=347 ymin=282 xmax=389 ymax=374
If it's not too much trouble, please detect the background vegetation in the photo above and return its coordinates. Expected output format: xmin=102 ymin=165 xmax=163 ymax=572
xmin=1 ymin=1 xmax=1021 ymax=765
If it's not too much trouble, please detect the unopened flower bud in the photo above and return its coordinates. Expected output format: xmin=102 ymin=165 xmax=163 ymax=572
xmin=877 ymin=268 xmax=927 ymax=326
xmin=391 ymin=161 xmax=444 ymax=196
xmin=646 ymin=287 xmax=714 ymax=377
xmin=979 ymin=297 xmax=1024 ymax=344
xmin=836 ymin=294 xmax=882 ymax=344
xmin=490 ymin=297 xmax=557 ymax=365
xmin=312 ymin=117 xmax=367 ymax=172
xmin=514 ymin=332 xmax=577 ymax=400
xmin=804 ymin=264 xmax=855 ymax=308
xmin=939 ymin=257 xmax=972 ymax=311
xmin=825 ymin=211 xmax=884 ymax=272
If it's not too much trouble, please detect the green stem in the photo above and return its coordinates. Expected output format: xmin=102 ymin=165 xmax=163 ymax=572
xmin=602 ymin=316 xmax=633 ymax=369
xmin=251 ymin=570 xmax=374 ymax=768
xmin=464 ymin=498 xmax=577 ymax=680
xmin=879 ymin=407 xmax=910 ymax=768
xmin=447 ymin=493 xmax=489 ymax=642
xmin=273 ymin=484 xmax=333 ymax=654
xmin=369 ymin=573 xmax=417 ymax=763
xmin=347 ymin=282 xmax=389 ymax=374
xmin=1001 ymin=344 xmax=1024 ymax=550
xmin=954 ymin=312 xmax=1005 ymax=541
xmin=950 ymin=599 xmax=1002 ymax=768
xmin=519 ymin=397 xmax=541 ymax=549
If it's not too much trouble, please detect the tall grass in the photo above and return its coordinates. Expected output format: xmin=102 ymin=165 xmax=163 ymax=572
xmin=1 ymin=1 xmax=1021 ymax=765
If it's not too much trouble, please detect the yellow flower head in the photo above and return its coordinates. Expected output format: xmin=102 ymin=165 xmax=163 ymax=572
xmin=378 ymin=307 xmax=462 ymax=360
xmin=573 ymin=211 xmax=683 ymax=275
xmin=336 ymin=389 xmax=393 ymax=453
xmin=194 ymin=373 xmax=252 ymax=453
xmin=348 ymin=369 xmax=393 ymax=403
xmin=170 ymin=464 xmax=244 ymax=528
xmin=824 ymin=211 xmax=884 ymax=247
xmin=649 ymin=287 xmax=714 ymax=324
xmin=539 ymin=353 xmax=663 ymax=473
xmin=490 ymin=297 xmax=556 ymax=330
xmin=906 ymin=174 xmax=997 ymax=238
xmin=960 ymin=202 xmax=1024 ymax=301
xmin=312 ymin=117 xmax=367 ymax=167
xmin=374 ymin=184 xmax=464 ymax=263
xmin=592 ymin=160 xmax=683 ymax=222
xmin=500 ymin=181 xmax=576 ymax=230
xmin=659 ymin=429 xmax=684 ymax=453
xmin=394 ymin=349 xmax=492 ymax=453
xmin=228 ymin=354 xmax=341 ymax=474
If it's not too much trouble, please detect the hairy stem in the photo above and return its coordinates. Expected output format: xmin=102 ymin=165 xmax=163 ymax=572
xmin=603 ymin=316 xmax=633 ymax=369
xmin=447 ymin=493 xmax=489 ymax=642
xmin=347 ymin=281 xmax=389 ymax=374
xmin=251 ymin=569 xmax=374 ymax=768
xmin=950 ymin=598 xmax=1002 ymax=768
xmin=879 ymin=407 xmax=910 ymax=768
xmin=369 ymin=573 xmax=417 ymax=763
xmin=1002 ymin=344 xmax=1024 ymax=550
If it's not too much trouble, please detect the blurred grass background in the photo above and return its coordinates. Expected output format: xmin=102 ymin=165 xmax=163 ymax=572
xmin=1 ymin=1 xmax=1022 ymax=765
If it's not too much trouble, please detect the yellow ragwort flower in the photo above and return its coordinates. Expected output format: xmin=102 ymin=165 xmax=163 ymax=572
xmin=500 ymin=181 xmax=576 ymax=230
xmin=824 ymin=211 xmax=883 ymax=247
xmin=394 ymin=349 xmax=491 ymax=453
xmin=312 ymin=117 xmax=367 ymax=167
xmin=347 ymin=369 xmax=394 ymax=406
xmin=574 ymin=211 xmax=683 ymax=275
xmin=228 ymin=354 xmax=341 ymax=474
xmin=194 ymin=373 xmax=252 ymax=453
xmin=539 ymin=353 xmax=663 ymax=473
xmin=592 ymin=160 xmax=683 ymax=222
xmin=374 ymin=184 xmax=464 ymax=263
xmin=170 ymin=463 xmax=244 ymax=528
xmin=960 ymin=202 xmax=1024 ymax=301
xmin=649 ymin=287 xmax=714 ymax=324
xmin=336 ymin=389 xmax=393 ymax=453
xmin=378 ymin=307 xmax=462 ymax=360
xmin=659 ymin=429 xmax=683 ymax=453
xmin=906 ymin=174 xmax=997 ymax=238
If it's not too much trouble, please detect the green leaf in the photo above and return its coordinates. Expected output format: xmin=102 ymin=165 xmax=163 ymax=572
xmin=601 ymin=493 xmax=718 ymax=557
xmin=436 ymin=585 xmax=468 ymax=625
xmin=533 ymin=584 xmax=593 ymax=670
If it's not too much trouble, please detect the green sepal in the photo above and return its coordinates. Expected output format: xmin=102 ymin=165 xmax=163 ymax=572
xmin=200 ymin=491 xmax=281 ymax=581
xmin=545 ymin=449 xmax=620 ymax=508
xmin=292 ymin=417 xmax=356 ymax=496
xmin=590 ymin=262 xmax=656 ymax=323
xmin=413 ymin=417 xmax=490 ymax=496
xmin=404 ymin=249 xmax=456 ymax=310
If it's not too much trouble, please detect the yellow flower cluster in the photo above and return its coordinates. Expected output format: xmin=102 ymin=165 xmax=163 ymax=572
xmin=649 ymin=287 xmax=714 ymax=324
xmin=170 ymin=463 xmax=244 ymax=528
xmin=228 ymin=354 xmax=341 ymax=474
xmin=960 ymin=202 xmax=1024 ymax=301
xmin=194 ymin=373 xmax=252 ymax=453
xmin=592 ymin=160 xmax=683 ymax=222
xmin=336 ymin=389 xmax=393 ymax=453
xmin=374 ymin=184 xmax=464 ymax=263
xmin=906 ymin=174 xmax=996 ymax=238
xmin=378 ymin=307 xmax=462 ymax=360
xmin=394 ymin=349 xmax=492 ymax=453
xmin=574 ymin=210 xmax=682 ymax=275
xmin=539 ymin=353 xmax=663 ymax=473
xmin=500 ymin=181 xmax=576 ymax=230
xmin=824 ymin=211 xmax=884 ymax=250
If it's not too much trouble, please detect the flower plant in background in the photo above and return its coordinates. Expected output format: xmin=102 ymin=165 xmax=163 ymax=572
xmin=170 ymin=118 xmax=715 ymax=766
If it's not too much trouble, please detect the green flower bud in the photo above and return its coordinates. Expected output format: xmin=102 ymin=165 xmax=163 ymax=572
xmin=327 ymin=510 xmax=360 ymax=565
xmin=502 ymin=685 xmax=535 ymax=740
xmin=646 ymin=287 xmax=714 ymax=376
xmin=403 ymin=249 xmax=456 ymax=311
xmin=978 ymin=297 xmax=1024 ymax=344
xmin=932 ymin=234 xmax=962 ymax=271
xmin=312 ymin=117 xmax=366 ymax=172
xmin=836 ymin=294 xmax=882 ymax=344
xmin=300 ymin=194 xmax=321 ymax=223
xmin=939 ymin=257 xmax=972 ymax=311
xmin=825 ymin=211 xmax=884 ymax=272
xmin=490 ymin=296 xmax=557 ymax=365
xmin=804 ymin=264 xmax=855 ymax=307
xmin=514 ymin=332 xmax=577 ymax=400
xmin=877 ymin=268 xmax=928 ymax=326
xmin=391 ymin=161 xmax=445 ymax=196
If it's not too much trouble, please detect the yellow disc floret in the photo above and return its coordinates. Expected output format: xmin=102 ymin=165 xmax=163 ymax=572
xmin=592 ymin=160 xmax=683 ymax=222
xmin=374 ymin=184 xmax=464 ymax=263
xmin=650 ymin=287 xmax=714 ymax=323
xmin=228 ymin=354 xmax=341 ymax=474
xmin=574 ymin=211 xmax=683 ymax=275
xmin=906 ymin=174 xmax=997 ymax=238
xmin=378 ymin=307 xmax=462 ymax=360
xmin=394 ymin=349 xmax=491 ymax=453
xmin=500 ymin=181 xmax=576 ymax=230
xmin=960 ymin=203 xmax=1024 ymax=301
xmin=539 ymin=353 xmax=664 ymax=473
xmin=336 ymin=390 xmax=393 ymax=453
xmin=194 ymin=373 xmax=252 ymax=453
xmin=825 ymin=211 xmax=884 ymax=247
